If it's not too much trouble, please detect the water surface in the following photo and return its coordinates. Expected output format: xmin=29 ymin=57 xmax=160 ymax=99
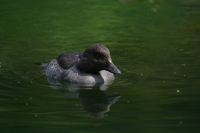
xmin=0 ymin=0 xmax=200 ymax=133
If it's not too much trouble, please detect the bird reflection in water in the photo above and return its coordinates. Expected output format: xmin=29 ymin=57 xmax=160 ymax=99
xmin=46 ymin=76 xmax=120 ymax=119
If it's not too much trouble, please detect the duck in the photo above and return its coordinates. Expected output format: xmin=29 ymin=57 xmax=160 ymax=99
xmin=42 ymin=44 xmax=121 ymax=84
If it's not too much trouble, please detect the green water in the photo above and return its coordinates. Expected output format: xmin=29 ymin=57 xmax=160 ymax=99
xmin=0 ymin=0 xmax=200 ymax=132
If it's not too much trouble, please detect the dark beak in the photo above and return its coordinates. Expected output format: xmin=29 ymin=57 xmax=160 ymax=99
xmin=103 ymin=62 xmax=121 ymax=74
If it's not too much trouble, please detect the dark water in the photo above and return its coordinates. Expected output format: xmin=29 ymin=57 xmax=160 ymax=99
xmin=0 ymin=0 xmax=200 ymax=132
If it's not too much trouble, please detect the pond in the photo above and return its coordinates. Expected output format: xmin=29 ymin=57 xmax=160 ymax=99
xmin=0 ymin=0 xmax=200 ymax=133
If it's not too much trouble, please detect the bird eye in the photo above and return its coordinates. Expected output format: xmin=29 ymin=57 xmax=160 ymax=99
xmin=96 ymin=56 xmax=101 ymax=60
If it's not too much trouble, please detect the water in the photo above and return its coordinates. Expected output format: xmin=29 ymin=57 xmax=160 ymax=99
xmin=0 ymin=0 xmax=200 ymax=132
